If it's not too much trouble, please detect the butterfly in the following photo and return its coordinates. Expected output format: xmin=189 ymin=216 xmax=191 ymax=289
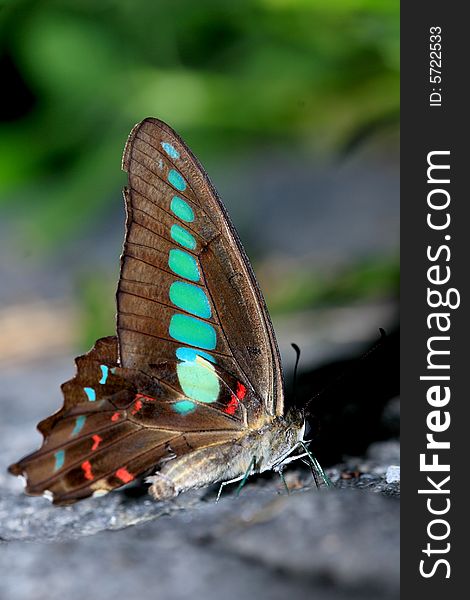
xmin=9 ymin=118 xmax=314 ymax=505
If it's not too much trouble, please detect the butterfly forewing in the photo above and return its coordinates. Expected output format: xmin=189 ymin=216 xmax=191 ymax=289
xmin=119 ymin=118 xmax=284 ymax=421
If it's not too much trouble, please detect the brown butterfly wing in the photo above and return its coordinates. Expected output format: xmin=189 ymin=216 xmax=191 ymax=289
xmin=10 ymin=118 xmax=285 ymax=504
xmin=119 ymin=118 xmax=284 ymax=423
xmin=9 ymin=337 xmax=243 ymax=505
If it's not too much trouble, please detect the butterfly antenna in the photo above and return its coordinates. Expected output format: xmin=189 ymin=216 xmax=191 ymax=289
xmin=291 ymin=343 xmax=301 ymax=405
xmin=303 ymin=328 xmax=388 ymax=417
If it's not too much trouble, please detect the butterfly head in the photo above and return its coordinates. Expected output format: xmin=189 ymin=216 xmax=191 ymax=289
xmin=252 ymin=408 xmax=306 ymax=473
xmin=283 ymin=407 xmax=307 ymax=449
xmin=284 ymin=406 xmax=305 ymax=430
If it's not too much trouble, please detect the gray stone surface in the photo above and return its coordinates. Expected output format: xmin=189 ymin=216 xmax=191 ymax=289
xmin=1 ymin=445 xmax=399 ymax=600
xmin=1 ymin=477 xmax=399 ymax=600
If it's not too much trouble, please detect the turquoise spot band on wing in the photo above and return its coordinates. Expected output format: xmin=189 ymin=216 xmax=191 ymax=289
xmin=161 ymin=142 xmax=180 ymax=159
xmin=176 ymin=347 xmax=216 ymax=364
xmin=99 ymin=365 xmax=109 ymax=384
xmin=170 ymin=196 xmax=194 ymax=222
xmin=171 ymin=224 xmax=196 ymax=250
xmin=168 ymin=169 xmax=187 ymax=191
xmin=54 ymin=450 xmax=65 ymax=471
xmin=173 ymin=400 xmax=196 ymax=414
xmin=168 ymin=249 xmax=200 ymax=281
xmin=176 ymin=361 xmax=220 ymax=403
xmin=169 ymin=281 xmax=211 ymax=319
xmin=72 ymin=415 xmax=86 ymax=436
xmin=169 ymin=313 xmax=216 ymax=350
xmin=84 ymin=387 xmax=96 ymax=401
xmin=166 ymin=158 xmax=219 ymax=413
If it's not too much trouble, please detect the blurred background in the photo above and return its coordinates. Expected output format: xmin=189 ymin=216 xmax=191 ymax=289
xmin=0 ymin=0 xmax=399 ymax=465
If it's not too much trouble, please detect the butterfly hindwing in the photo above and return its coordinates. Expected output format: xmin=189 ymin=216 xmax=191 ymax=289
xmin=9 ymin=337 xmax=244 ymax=504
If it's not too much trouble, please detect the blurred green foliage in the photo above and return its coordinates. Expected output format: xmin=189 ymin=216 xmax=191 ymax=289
xmin=0 ymin=0 xmax=398 ymax=247
xmin=266 ymin=256 xmax=400 ymax=315
xmin=75 ymin=270 xmax=116 ymax=351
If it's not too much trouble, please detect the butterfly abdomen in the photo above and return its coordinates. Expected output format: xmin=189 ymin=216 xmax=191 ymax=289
xmin=147 ymin=412 xmax=305 ymax=500
xmin=148 ymin=437 xmax=246 ymax=500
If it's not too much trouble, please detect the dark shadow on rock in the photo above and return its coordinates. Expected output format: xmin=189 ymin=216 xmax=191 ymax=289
xmin=286 ymin=324 xmax=399 ymax=465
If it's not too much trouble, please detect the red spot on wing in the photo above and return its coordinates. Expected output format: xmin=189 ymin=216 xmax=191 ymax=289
xmin=81 ymin=460 xmax=94 ymax=481
xmin=111 ymin=412 xmax=121 ymax=422
xmin=225 ymin=395 xmax=238 ymax=415
xmin=116 ymin=467 xmax=134 ymax=483
xmin=236 ymin=382 xmax=247 ymax=400
xmin=224 ymin=382 xmax=247 ymax=415
xmin=131 ymin=399 xmax=143 ymax=415
xmin=91 ymin=434 xmax=103 ymax=451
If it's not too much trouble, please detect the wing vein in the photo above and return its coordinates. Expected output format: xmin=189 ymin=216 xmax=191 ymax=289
xmin=28 ymin=428 xmax=146 ymax=490
xmin=129 ymin=155 xmax=218 ymax=228
xmin=129 ymin=207 xmax=201 ymax=255
xmin=134 ymin=132 xmax=219 ymax=216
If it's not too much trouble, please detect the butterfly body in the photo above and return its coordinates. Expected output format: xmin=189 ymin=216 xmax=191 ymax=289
xmin=9 ymin=118 xmax=307 ymax=505
xmin=148 ymin=410 xmax=305 ymax=500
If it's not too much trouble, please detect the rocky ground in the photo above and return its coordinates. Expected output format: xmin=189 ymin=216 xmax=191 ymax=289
xmin=1 ymin=457 xmax=399 ymax=600
xmin=0 ymin=356 xmax=399 ymax=600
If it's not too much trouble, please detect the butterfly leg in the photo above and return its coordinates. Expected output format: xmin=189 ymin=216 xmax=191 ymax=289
xmin=298 ymin=441 xmax=333 ymax=488
xmin=215 ymin=455 xmax=256 ymax=503
xmin=272 ymin=441 xmax=308 ymax=472
xmin=235 ymin=455 xmax=256 ymax=497
xmin=278 ymin=467 xmax=290 ymax=495
xmin=275 ymin=450 xmax=309 ymax=467
xmin=215 ymin=474 xmax=245 ymax=503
